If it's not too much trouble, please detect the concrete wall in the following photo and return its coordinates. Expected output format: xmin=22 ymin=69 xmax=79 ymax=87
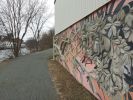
xmin=55 ymin=0 xmax=110 ymax=34
xmin=54 ymin=0 xmax=133 ymax=100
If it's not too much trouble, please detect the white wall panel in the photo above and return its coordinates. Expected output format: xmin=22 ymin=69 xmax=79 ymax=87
xmin=55 ymin=0 xmax=111 ymax=34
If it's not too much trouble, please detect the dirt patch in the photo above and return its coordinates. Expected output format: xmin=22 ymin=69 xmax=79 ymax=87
xmin=48 ymin=60 xmax=97 ymax=100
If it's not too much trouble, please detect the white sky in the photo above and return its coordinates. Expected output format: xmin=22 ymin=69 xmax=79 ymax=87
xmin=24 ymin=0 xmax=55 ymax=41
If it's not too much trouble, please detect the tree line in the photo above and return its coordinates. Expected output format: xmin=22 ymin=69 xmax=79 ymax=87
xmin=25 ymin=28 xmax=54 ymax=53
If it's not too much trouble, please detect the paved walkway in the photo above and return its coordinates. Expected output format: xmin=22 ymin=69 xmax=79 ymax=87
xmin=0 ymin=49 xmax=58 ymax=100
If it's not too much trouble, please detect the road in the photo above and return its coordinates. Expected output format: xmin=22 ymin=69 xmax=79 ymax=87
xmin=0 ymin=49 xmax=58 ymax=100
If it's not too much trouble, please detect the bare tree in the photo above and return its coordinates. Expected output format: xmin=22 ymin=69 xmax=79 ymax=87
xmin=29 ymin=5 xmax=53 ymax=51
xmin=0 ymin=0 xmax=44 ymax=57
xmin=39 ymin=28 xmax=54 ymax=50
xmin=25 ymin=38 xmax=37 ymax=53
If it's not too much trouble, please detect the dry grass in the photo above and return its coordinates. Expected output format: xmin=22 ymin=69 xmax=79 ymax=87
xmin=48 ymin=60 xmax=97 ymax=100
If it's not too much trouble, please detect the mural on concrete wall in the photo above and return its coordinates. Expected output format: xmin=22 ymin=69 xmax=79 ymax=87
xmin=54 ymin=0 xmax=133 ymax=100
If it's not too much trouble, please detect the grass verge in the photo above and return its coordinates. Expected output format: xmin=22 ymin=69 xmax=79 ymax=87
xmin=48 ymin=60 xmax=97 ymax=100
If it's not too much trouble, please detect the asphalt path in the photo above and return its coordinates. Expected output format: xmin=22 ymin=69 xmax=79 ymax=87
xmin=0 ymin=49 xmax=58 ymax=100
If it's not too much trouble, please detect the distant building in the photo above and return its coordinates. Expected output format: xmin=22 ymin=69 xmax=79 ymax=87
xmin=0 ymin=34 xmax=25 ymax=49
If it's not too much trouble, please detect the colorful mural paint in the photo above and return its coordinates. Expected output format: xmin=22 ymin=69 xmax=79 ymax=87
xmin=54 ymin=0 xmax=133 ymax=100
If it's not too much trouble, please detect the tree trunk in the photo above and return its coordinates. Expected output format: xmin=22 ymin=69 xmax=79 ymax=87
xmin=13 ymin=48 xmax=19 ymax=57
xmin=13 ymin=44 xmax=20 ymax=57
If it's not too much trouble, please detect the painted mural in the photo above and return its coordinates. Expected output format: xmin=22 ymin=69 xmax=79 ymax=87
xmin=54 ymin=0 xmax=133 ymax=100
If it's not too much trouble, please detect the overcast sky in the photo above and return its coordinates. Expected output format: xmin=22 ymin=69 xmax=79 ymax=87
xmin=24 ymin=0 xmax=55 ymax=41
xmin=43 ymin=0 xmax=55 ymax=31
